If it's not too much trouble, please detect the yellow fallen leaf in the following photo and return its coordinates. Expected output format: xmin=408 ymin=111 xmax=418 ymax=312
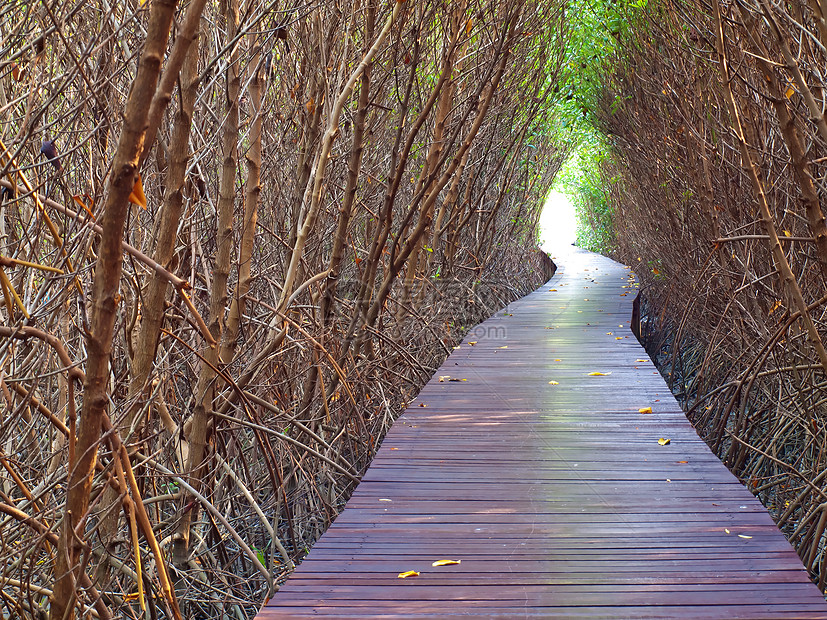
xmin=785 ymin=87 xmax=795 ymax=99
xmin=548 ymin=381 xmax=559 ymax=385
xmin=769 ymin=299 xmax=782 ymax=315
xmin=725 ymin=528 xmax=730 ymax=534
xmin=615 ymin=337 xmax=623 ymax=340
xmin=783 ymin=230 xmax=792 ymax=237
xmin=497 ymin=345 xmax=508 ymax=349
xmin=639 ymin=407 xmax=653 ymax=414
xmin=588 ymin=372 xmax=611 ymax=376
xmin=549 ymin=288 xmax=558 ymax=292
xmin=431 ymin=559 xmax=461 ymax=567
xmin=468 ymin=341 xmax=477 ymax=346
xmin=397 ymin=570 xmax=419 ymax=578
xmin=554 ymin=359 xmax=562 ymax=362
xmin=439 ymin=376 xmax=450 ymax=382
xmin=657 ymin=437 xmax=671 ymax=445
xmin=738 ymin=534 xmax=752 ymax=539
xmin=606 ymin=332 xmax=614 ymax=335
xmin=128 ymin=174 xmax=147 ymax=209
xmin=635 ymin=359 xmax=648 ymax=362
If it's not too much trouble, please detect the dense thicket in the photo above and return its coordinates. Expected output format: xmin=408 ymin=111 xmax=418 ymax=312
xmin=0 ymin=1 xmax=566 ymax=617
xmin=590 ymin=0 xmax=827 ymax=591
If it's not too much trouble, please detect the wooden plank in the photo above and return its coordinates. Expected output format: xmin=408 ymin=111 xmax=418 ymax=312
xmin=259 ymin=248 xmax=827 ymax=618
xmin=269 ymin=583 xmax=817 ymax=604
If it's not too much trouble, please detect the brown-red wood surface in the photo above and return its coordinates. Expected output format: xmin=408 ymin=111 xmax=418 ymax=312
xmin=259 ymin=248 xmax=827 ymax=618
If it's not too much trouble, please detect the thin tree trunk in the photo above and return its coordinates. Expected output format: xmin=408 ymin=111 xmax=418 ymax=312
xmin=297 ymin=2 xmax=376 ymax=419
xmin=222 ymin=17 xmax=264 ymax=364
xmin=50 ymin=1 xmax=179 ymax=618
xmin=95 ymin=29 xmax=203 ymax=586
xmin=397 ymin=27 xmax=456 ymax=316
xmin=129 ymin=33 xmax=201 ymax=411
xmin=172 ymin=0 xmax=240 ymax=569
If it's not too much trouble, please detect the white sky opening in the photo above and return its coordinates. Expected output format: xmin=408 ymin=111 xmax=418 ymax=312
xmin=539 ymin=190 xmax=577 ymax=257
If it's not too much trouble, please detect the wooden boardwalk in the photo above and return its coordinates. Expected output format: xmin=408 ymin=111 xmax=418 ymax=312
xmin=260 ymin=248 xmax=827 ymax=618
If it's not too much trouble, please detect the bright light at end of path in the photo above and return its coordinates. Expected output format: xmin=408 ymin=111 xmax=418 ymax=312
xmin=539 ymin=190 xmax=577 ymax=256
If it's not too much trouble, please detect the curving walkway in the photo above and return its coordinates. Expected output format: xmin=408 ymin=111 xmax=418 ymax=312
xmin=259 ymin=248 xmax=827 ymax=618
